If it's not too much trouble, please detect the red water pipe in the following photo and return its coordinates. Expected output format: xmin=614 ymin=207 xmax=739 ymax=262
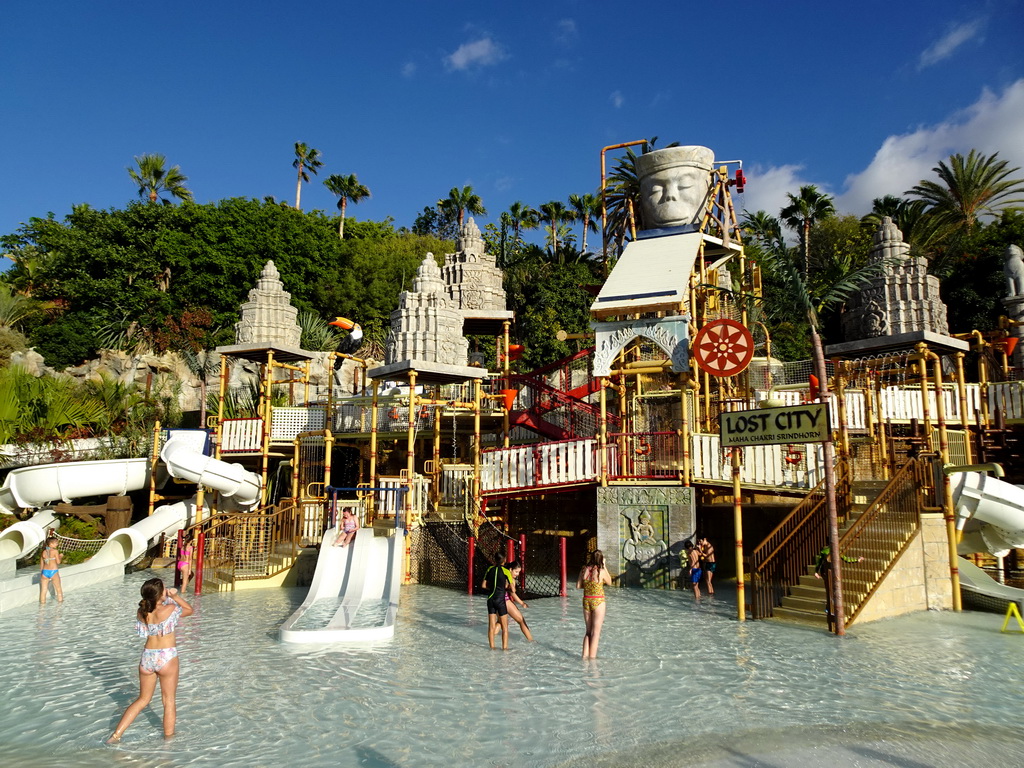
xmin=506 ymin=538 xmax=515 ymax=566
xmin=559 ymin=537 xmax=568 ymax=597
xmin=194 ymin=531 xmax=205 ymax=595
xmin=467 ymin=536 xmax=475 ymax=595
xmin=519 ymin=534 xmax=527 ymax=593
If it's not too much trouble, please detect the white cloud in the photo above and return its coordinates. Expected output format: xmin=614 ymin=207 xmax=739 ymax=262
xmin=610 ymin=90 xmax=624 ymax=109
xmin=444 ymin=37 xmax=507 ymax=71
xmin=837 ymin=79 xmax=1024 ymax=215
xmin=401 ymin=62 xmax=416 ymax=78
xmin=737 ymin=163 xmax=821 ymax=226
xmin=918 ymin=18 xmax=986 ymax=70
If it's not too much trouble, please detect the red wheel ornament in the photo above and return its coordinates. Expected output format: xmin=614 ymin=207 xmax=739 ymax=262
xmin=691 ymin=319 xmax=755 ymax=377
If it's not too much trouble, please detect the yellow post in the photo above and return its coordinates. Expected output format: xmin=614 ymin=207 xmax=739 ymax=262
xmin=214 ymin=355 xmax=229 ymax=460
xmin=148 ymin=421 xmax=161 ymax=516
xmin=954 ymin=352 xmax=973 ymax=465
xmin=835 ymin=363 xmax=850 ymax=460
xmin=915 ymin=349 xmax=934 ymax=452
xmin=259 ymin=351 xmax=276 ymax=505
xmin=368 ymin=379 xmax=379 ymax=519
xmin=406 ymin=371 xmax=417 ymax=525
xmin=432 ymin=402 xmax=442 ymax=505
xmin=732 ymin=446 xmax=745 ymax=621
xmin=473 ymin=378 xmax=482 ymax=506
xmin=324 ymin=429 xmax=334 ymax=495
xmin=292 ymin=436 xmax=301 ymax=501
xmin=928 ymin=351 xmax=962 ymax=612
xmin=680 ymin=375 xmax=691 ymax=486
xmin=599 ymin=377 xmax=608 ymax=487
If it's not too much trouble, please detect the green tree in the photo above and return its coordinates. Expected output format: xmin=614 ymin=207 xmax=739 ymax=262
xmin=861 ymin=195 xmax=947 ymax=258
xmin=507 ymin=201 xmax=540 ymax=242
xmin=907 ymin=149 xmax=1024 ymax=236
xmin=780 ymin=185 xmax=835 ymax=278
xmin=127 ymin=154 xmax=193 ymax=205
xmin=569 ymin=192 xmax=600 ymax=256
xmin=323 ymin=174 xmax=371 ymax=239
xmin=292 ymin=142 xmax=324 ymax=211
xmin=539 ymin=200 xmax=575 ymax=262
xmin=439 ymin=186 xmax=486 ymax=229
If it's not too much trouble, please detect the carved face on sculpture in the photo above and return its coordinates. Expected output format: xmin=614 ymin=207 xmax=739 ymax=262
xmin=636 ymin=146 xmax=714 ymax=229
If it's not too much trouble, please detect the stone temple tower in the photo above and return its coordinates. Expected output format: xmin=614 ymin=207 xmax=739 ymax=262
xmin=386 ymin=254 xmax=470 ymax=366
xmin=442 ymin=217 xmax=508 ymax=313
xmin=234 ymin=260 xmax=302 ymax=347
xmin=840 ymin=217 xmax=949 ymax=340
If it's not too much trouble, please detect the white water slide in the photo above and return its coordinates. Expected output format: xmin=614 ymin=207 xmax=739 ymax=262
xmin=0 ymin=437 xmax=262 ymax=612
xmin=951 ymin=470 xmax=1024 ymax=611
xmin=280 ymin=526 xmax=404 ymax=643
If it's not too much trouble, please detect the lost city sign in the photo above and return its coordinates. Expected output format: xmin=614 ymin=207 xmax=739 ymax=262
xmin=719 ymin=403 xmax=831 ymax=447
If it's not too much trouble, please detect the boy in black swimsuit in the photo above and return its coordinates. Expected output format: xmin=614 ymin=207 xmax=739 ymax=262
xmin=482 ymin=551 xmax=513 ymax=650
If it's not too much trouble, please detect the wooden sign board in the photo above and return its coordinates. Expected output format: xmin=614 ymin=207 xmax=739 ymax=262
xmin=719 ymin=403 xmax=831 ymax=447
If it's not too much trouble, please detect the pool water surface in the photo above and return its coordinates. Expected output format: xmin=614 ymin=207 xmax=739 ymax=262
xmin=1 ymin=569 xmax=1021 ymax=767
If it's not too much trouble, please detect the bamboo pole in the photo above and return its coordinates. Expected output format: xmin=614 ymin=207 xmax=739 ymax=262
xmin=368 ymin=379 xmax=379 ymax=518
xmin=732 ymin=446 xmax=745 ymax=622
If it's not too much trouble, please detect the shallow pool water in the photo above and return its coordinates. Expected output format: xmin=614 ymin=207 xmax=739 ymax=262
xmin=1 ymin=570 xmax=1022 ymax=767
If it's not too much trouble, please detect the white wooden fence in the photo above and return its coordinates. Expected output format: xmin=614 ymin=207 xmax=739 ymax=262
xmin=690 ymin=433 xmax=826 ymax=489
xmin=482 ymin=439 xmax=601 ymax=493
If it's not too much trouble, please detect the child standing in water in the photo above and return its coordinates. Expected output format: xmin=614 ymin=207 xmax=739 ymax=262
xmin=177 ymin=535 xmax=195 ymax=593
xmin=39 ymin=534 xmax=63 ymax=604
xmin=108 ymin=577 xmax=193 ymax=743
xmin=578 ymin=549 xmax=611 ymax=658
xmin=505 ymin=561 xmax=533 ymax=642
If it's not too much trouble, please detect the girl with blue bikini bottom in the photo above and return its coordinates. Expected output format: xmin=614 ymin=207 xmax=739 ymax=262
xmin=108 ymin=577 xmax=193 ymax=743
xmin=39 ymin=534 xmax=63 ymax=605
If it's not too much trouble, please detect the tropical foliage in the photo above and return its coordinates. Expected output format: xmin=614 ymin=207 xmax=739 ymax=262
xmin=127 ymin=154 xmax=193 ymax=205
xmin=292 ymin=142 xmax=324 ymax=210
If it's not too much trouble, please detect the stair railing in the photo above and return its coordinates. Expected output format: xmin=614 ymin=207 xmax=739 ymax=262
xmin=183 ymin=499 xmax=305 ymax=591
xmin=747 ymin=459 xmax=851 ymax=619
xmin=838 ymin=457 xmax=933 ymax=627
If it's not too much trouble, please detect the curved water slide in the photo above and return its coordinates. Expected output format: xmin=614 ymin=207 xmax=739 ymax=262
xmin=279 ymin=526 xmax=403 ymax=643
xmin=950 ymin=470 xmax=1024 ymax=611
xmin=0 ymin=439 xmax=262 ymax=612
xmin=0 ymin=458 xmax=151 ymax=564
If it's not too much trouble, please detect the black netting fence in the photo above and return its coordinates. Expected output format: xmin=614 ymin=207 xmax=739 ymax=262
xmin=410 ymin=518 xmax=567 ymax=599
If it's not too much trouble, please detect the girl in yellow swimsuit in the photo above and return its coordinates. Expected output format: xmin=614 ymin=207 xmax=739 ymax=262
xmin=577 ymin=549 xmax=612 ymax=659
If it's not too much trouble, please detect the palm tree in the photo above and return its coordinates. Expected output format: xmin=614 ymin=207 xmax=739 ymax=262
xmin=569 ymin=193 xmax=601 ymax=256
xmin=906 ymin=149 xmax=1024 ymax=235
xmin=740 ymin=210 xmax=786 ymax=253
xmin=439 ymin=186 xmax=486 ymax=229
xmin=127 ymin=154 xmax=193 ymax=204
xmin=292 ymin=142 xmax=324 ymax=210
xmin=323 ymin=174 xmax=371 ymax=238
xmin=756 ymin=246 xmax=886 ymax=636
xmin=181 ymin=348 xmax=221 ymax=430
xmin=780 ymin=185 xmax=835 ymax=278
xmin=861 ymin=196 xmax=946 ymax=257
xmin=539 ymin=200 xmax=575 ymax=262
xmin=507 ymin=201 xmax=540 ymax=242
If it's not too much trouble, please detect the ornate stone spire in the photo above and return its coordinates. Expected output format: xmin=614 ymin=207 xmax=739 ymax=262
xmin=386 ymin=254 xmax=470 ymax=366
xmin=443 ymin=217 xmax=507 ymax=312
xmin=234 ymin=260 xmax=302 ymax=346
xmin=840 ymin=218 xmax=949 ymax=340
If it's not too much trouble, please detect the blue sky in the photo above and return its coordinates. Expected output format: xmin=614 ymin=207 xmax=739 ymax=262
xmin=2 ymin=1 xmax=1023 ymax=251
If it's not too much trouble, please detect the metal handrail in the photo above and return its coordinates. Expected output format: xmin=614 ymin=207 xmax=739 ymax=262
xmin=182 ymin=499 xmax=305 ymax=591
xmin=838 ymin=457 xmax=932 ymax=627
xmin=747 ymin=459 xmax=851 ymax=619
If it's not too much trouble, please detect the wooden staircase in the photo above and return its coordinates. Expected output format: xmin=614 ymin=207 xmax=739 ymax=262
xmin=769 ymin=462 xmax=929 ymax=630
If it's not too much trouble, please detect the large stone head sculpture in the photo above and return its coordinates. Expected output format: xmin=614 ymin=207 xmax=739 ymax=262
xmin=635 ymin=145 xmax=715 ymax=229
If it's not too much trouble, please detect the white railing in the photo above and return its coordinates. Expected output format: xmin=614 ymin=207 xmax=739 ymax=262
xmin=374 ymin=475 xmax=429 ymax=518
xmin=482 ymin=438 xmax=599 ymax=493
xmin=690 ymin=433 xmax=826 ymax=490
xmin=989 ymin=381 xmax=1024 ymax=420
xmin=755 ymin=384 xmax=984 ymax=428
xmin=220 ymin=418 xmax=263 ymax=453
xmin=439 ymin=464 xmax=474 ymax=506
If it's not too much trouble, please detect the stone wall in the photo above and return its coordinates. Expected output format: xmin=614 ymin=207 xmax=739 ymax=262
xmin=854 ymin=513 xmax=953 ymax=625
xmin=596 ymin=485 xmax=696 ymax=590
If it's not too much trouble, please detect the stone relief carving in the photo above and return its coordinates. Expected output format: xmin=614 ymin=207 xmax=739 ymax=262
xmin=622 ymin=510 xmax=667 ymax=570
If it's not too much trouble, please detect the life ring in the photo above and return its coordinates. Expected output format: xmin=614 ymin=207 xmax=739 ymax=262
xmin=635 ymin=440 xmax=652 ymax=456
xmin=784 ymin=445 xmax=803 ymax=466
xmin=389 ymin=407 xmax=400 ymax=420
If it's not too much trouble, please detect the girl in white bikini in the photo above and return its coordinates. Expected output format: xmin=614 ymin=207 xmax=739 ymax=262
xmin=108 ymin=577 xmax=193 ymax=742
